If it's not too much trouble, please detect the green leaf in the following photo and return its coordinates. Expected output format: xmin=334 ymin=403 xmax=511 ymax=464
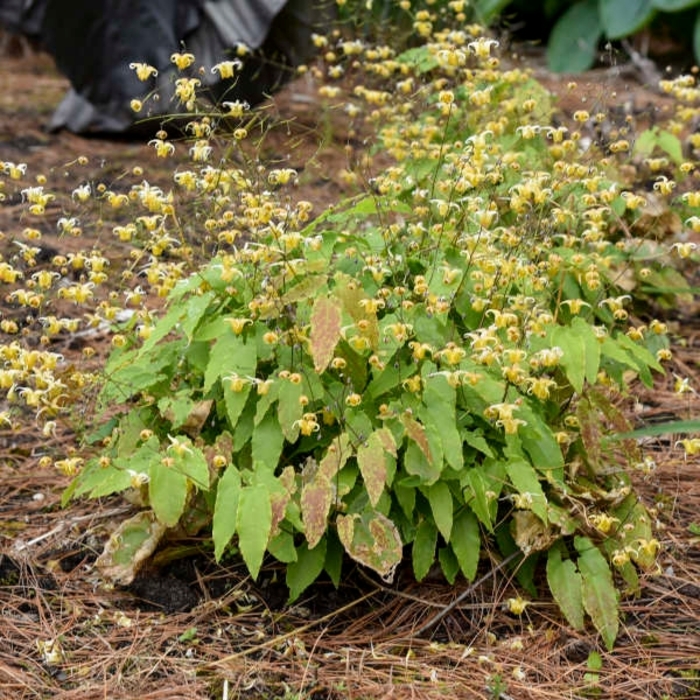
xmin=224 ymin=384 xmax=252 ymax=431
xmin=324 ymin=531 xmax=344 ymax=588
xmin=309 ymin=294 xmax=342 ymax=373
xmin=463 ymin=431 xmax=494 ymax=458
xmin=505 ymin=460 xmax=549 ymax=524
xmin=632 ymin=128 xmax=659 ymax=158
xmin=149 ymin=460 xmax=189 ymax=528
xmin=74 ymin=460 xmax=140 ymax=500
xmin=600 ymin=335 xmax=643 ymax=373
xmin=422 ymin=374 xmax=463 ymax=471
xmin=268 ymin=531 xmax=297 ymax=564
xmin=139 ymin=291 xmax=213 ymax=354
xmin=451 ymin=509 xmax=480 ymax=581
xmin=632 ymin=126 xmax=685 ymax=166
xmin=287 ymin=538 xmax=327 ymax=603
xmin=599 ymin=0 xmax=655 ymax=39
xmin=213 ymin=465 xmax=241 ymax=561
xmin=252 ymin=408 xmax=285 ymax=472
xmin=427 ymin=482 xmax=454 ymax=542
xmin=551 ymin=317 xmax=600 ymax=394
xmin=462 ymin=468 xmax=495 ymax=531
xmin=100 ymin=353 xmax=171 ymax=405
xmin=404 ymin=441 xmax=441 ymax=485
xmin=237 ymin=484 xmax=272 ymax=579
xmin=438 ymin=546 xmax=459 ymax=584
xmin=655 ymin=130 xmax=685 ymax=165
xmin=516 ymin=404 xmax=565 ymax=478
xmin=413 ymin=519 xmax=438 ymax=581
xmin=474 ymin=0 xmax=512 ymax=24
xmin=280 ymin=274 xmax=328 ymax=305
xmin=610 ymin=496 xmax=655 ymax=569
xmin=547 ymin=543 xmax=585 ymax=630
xmin=610 ymin=418 xmax=700 ymax=440
xmin=169 ymin=438 xmax=210 ymax=489
xmin=576 ymin=536 xmax=619 ymax=650
xmin=394 ymin=482 xmax=416 ymax=520
xmin=614 ymin=332 xmax=661 ymax=387
xmin=396 ymin=45 xmax=439 ymax=74
xmin=653 ymin=0 xmax=698 ymax=11
xmin=357 ymin=431 xmax=389 ymax=507
xmin=277 ymin=377 xmax=304 ymax=442
xmin=547 ymin=0 xmax=601 ymax=73
xmin=204 ymin=332 xmax=257 ymax=393
xmin=232 ymin=392 xmax=257 ymax=452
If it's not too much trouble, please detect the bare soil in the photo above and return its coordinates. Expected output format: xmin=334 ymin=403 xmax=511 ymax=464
xmin=0 ymin=44 xmax=699 ymax=700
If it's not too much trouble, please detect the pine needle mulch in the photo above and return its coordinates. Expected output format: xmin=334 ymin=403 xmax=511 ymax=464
xmin=1 ymin=340 xmax=699 ymax=700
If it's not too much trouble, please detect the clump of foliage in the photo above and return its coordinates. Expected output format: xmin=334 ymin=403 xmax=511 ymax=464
xmin=427 ymin=0 xmax=700 ymax=73
xmin=2 ymin=3 xmax=699 ymax=650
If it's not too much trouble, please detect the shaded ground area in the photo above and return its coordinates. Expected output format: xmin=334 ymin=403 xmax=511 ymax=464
xmin=1 ymin=45 xmax=699 ymax=699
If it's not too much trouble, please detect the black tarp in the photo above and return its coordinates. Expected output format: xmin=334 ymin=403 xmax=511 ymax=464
xmin=0 ymin=0 xmax=331 ymax=133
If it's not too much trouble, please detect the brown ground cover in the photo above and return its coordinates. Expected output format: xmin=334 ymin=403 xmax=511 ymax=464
xmin=0 ymin=41 xmax=699 ymax=700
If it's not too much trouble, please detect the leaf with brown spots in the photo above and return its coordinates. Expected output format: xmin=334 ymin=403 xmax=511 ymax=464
xmin=310 ymin=294 xmax=342 ymax=373
xmin=318 ymin=433 xmax=352 ymax=480
xmin=357 ymin=432 xmax=387 ymax=507
xmin=301 ymin=473 xmax=334 ymax=549
xmin=337 ymin=511 xmax=403 ymax=581
xmin=401 ymin=413 xmax=433 ymax=465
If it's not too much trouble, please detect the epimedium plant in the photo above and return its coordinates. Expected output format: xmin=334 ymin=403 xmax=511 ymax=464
xmin=3 ymin=5 xmax=698 ymax=651
xmin=61 ymin=30 xmax=684 ymax=651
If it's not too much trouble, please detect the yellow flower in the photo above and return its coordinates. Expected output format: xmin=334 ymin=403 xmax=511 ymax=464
xmin=294 ymin=413 xmax=320 ymax=436
xmin=175 ymin=77 xmax=201 ymax=107
xmin=130 ymin=99 xmax=143 ymax=113
xmin=227 ymin=317 xmax=252 ymax=335
xmin=167 ymin=434 xmax=193 ymax=456
xmin=438 ymin=343 xmax=466 ymax=365
xmin=189 ymin=140 xmax=212 ymax=162
xmin=171 ymin=52 xmax=195 ymax=70
xmin=253 ymin=378 xmax=273 ymax=396
xmin=222 ymin=100 xmax=250 ymax=118
xmin=507 ymin=596 xmax=529 ymax=615
xmin=611 ymin=548 xmax=631 ymax=567
xmin=211 ymin=59 xmax=242 ymax=79
xmin=224 ymin=374 xmax=246 ymax=392
xmin=674 ymin=375 xmax=693 ymax=394
xmin=402 ymin=375 xmax=423 ymax=393
xmin=71 ymin=183 xmax=91 ymax=202
xmin=677 ymin=438 xmax=700 ymax=456
xmin=129 ymin=62 xmax=158 ymax=81
xmin=148 ymin=138 xmax=175 ymax=158
xmin=636 ymin=538 xmax=660 ymax=559
xmin=590 ymin=513 xmax=619 ymax=534
xmin=345 ymin=393 xmax=362 ymax=407
xmin=526 ymin=377 xmax=556 ymax=400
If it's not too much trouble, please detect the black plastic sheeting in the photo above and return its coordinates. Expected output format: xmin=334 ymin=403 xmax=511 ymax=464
xmin=0 ymin=0 xmax=332 ymax=134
